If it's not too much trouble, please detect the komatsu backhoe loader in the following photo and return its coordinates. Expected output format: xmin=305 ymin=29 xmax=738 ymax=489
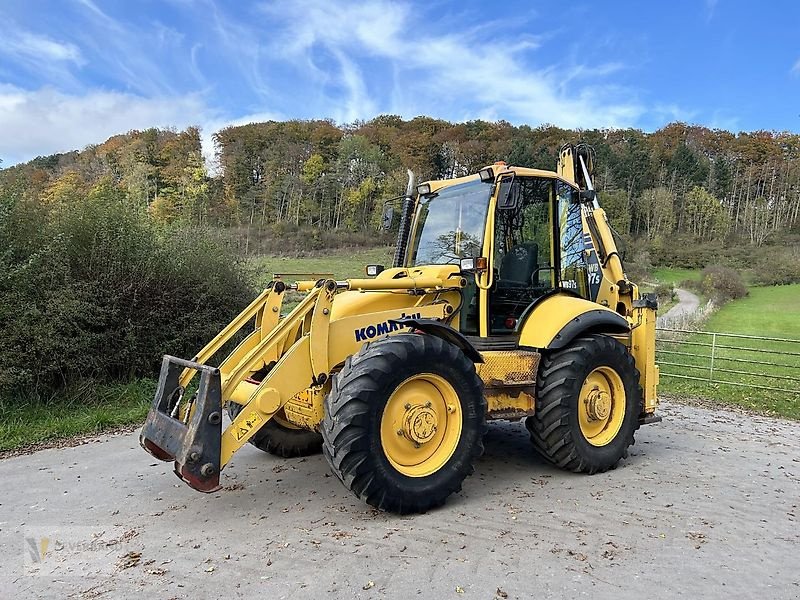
xmin=140 ymin=143 xmax=660 ymax=514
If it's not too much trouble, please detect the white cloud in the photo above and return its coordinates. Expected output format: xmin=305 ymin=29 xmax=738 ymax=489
xmin=258 ymin=0 xmax=643 ymax=129
xmin=705 ymin=0 xmax=719 ymax=20
xmin=5 ymin=30 xmax=83 ymax=64
xmin=792 ymin=58 xmax=800 ymax=75
xmin=708 ymin=111 xmax=741 ymax=132
xmin=0 ymin=0 xmax=652 ymax=167
xmin=0 ymin=85 xmax=284 ymax=169
xmin=200 ymin=109 xmax=285 ymax=173
xmin=0 ymin=86 xmax=207 ymax=165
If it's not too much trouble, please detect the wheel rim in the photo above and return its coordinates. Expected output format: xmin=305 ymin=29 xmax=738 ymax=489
xmin=379 ymin=374 xmax=463 ymax=477
xmin=578 ymin=366 xmax=626 ymax=447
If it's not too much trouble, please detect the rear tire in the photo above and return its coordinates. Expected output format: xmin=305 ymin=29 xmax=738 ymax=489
xmin=526 ymin=334 xmax=642 ymax=473
xmin=322 ymin=333 xmax=486 ymax=514
xmin=228 ymin=403 xmax=322 ymax=458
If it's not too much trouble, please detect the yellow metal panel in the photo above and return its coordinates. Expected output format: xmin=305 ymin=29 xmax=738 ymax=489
xmin=221 ymin=336 xmax=314 ymax=466
xmin=478 ymin=350 xmax=539 ymax=386
xmin=218 ymin=284 xmax=286 ymax=379
xmin=422 ymin=167 xmax=576 ymax=194
xmin=631 ymin=304 xmax=659 ymax=413
xmin=178 ymin=286 xmax=274 ymax=389
xmin=517 ymin=293 xmax=629 ymax=349
xmin=309 ymin=284 xmax=334 ymax=381
xmin=327 ymin=303 xmax=449 ymax=369
xmin=557 ymin=145 xmax=577 ymax=184
xmin=485 ymin=390 xmax=535 ymax=419
xmin=221 ymin=287 xmax=321 ymax=398
xmin=476 ymin=172 xmax=503 ymax=336
xmin=258 ymin=284 xmax=285 ymax=364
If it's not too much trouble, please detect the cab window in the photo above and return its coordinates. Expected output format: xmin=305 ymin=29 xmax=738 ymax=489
xmin=557 ymin=181 xmax=590 ymax=299
xmin=490 ymin=177 xmax=555 ymax=333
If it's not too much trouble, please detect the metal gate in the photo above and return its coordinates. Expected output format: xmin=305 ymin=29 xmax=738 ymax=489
xmin=656 ymin=328 xmax=800 ymax=395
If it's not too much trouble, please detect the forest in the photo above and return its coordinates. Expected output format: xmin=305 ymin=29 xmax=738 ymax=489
xmin=1 ymin=116 xmax=799 ymax=404
xmin=2 ymin=117 xmax=800 ymax=248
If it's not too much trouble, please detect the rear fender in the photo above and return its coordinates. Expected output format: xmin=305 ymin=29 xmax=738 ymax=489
xmin=518 ymin=293 xmax=630 ymax=350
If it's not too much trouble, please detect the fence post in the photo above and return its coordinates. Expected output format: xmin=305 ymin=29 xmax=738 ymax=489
xmin=709 ymin=333 xmax=716 ymax=382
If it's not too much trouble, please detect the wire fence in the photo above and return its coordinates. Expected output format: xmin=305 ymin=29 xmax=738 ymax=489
xmin=656 ymin=328 xmax=800 ymax=395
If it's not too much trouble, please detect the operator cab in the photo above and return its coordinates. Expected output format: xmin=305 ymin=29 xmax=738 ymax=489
xmin=489 ymin=174 xmax=591 ymax=334
xmin=405 ymin=170 xmax=598 ymax=338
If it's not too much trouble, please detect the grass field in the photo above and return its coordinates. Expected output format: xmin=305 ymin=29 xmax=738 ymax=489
xmin=0 ymin=380 xmax=153 ymax=453
xmin=250 ymin=246 xmax=394 ymax=287
xmin=652 ymin=267 xmax=701 ymax=285
xmin=703 ymin=284 xmax=800 ymax=338
xmin=658 ymin=284 xmax=800 ymax=419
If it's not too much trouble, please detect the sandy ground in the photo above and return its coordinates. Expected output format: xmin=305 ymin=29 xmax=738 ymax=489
xmin=0 ymin=400 xmax=797 ymax=600
xmin=657 ymin=288 xmax=701 ymax=327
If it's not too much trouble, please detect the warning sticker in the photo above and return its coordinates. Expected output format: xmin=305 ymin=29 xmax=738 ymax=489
xmin=233 ymin=410 xmax=263 ymax=441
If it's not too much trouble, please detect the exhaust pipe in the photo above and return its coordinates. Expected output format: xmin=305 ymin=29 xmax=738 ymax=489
xmin=392 ymin=169 xmax=415 ymax=268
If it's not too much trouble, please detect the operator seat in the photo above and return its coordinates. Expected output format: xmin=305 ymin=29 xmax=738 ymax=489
xmin=499 ymin=242 xmax=538 ymax=286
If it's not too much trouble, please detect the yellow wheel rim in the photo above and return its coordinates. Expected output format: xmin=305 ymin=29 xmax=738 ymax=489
xmin=379 ymin=374 xmax=463 ymax=477
xmin=578 ymin=366 xmax=626 ymax=447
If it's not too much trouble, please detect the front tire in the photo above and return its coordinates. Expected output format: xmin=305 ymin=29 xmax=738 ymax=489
xmin=322 ymin=333 xmax=486 ymax=514
xmin=526 ymin=334 xmax=642 ymax=473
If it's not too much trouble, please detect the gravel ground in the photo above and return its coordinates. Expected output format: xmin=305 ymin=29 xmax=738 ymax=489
xmin=0 ymin=400 xmax=797 ymax=599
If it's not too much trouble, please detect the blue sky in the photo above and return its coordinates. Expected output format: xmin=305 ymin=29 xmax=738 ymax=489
xmin=1 ymin=0 xmax=799 ymax=166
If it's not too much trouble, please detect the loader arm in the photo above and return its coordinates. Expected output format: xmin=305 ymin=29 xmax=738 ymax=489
xmin=140 ymin=274 xmax=464 ymax=492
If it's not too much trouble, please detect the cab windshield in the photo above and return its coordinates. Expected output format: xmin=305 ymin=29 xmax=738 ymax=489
xmin=406 ymin=179 xmax=493 ymax=266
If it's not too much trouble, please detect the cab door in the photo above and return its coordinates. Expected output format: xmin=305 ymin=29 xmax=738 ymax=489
xmin=488 ymin=176 xmax=557 ymax=334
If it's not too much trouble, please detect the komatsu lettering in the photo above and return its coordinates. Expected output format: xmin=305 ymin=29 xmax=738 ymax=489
xmin=355 ymin=313 xmax=421 ymax=342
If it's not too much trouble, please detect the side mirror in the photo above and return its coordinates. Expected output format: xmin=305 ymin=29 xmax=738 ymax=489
xmin=497 ymin=175 xmax=517 ymax=210
xmin=578 ymin=190 xmax=596 ymax=203
xmin=381 ymin=204 xmax=394 ymax=230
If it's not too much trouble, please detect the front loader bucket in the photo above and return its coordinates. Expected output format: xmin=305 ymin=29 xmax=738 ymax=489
xmin=140 ymin=356 xmax=223 ymax=492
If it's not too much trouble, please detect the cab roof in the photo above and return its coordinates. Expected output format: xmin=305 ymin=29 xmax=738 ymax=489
xmin=424 ymin=163 xmax=579 ymax=194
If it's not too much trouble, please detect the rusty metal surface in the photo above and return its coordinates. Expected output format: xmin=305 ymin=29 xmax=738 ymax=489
xmin=477 ymin=350 xmax=540 ymax=420
xmin=478 ymin=350 xmax=540 ymax=388
xmin=283 ymin=386 xmax=327 ymax=431
xmin=139 ymin=355 xmax=222 ymax=493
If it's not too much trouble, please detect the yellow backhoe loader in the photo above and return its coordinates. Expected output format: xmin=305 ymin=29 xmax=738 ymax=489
xmin=140 ymin=143 xmax=660 ymax=514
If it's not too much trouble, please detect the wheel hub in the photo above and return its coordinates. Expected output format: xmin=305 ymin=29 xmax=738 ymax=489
xmin=585 ymin=389 xmax=611 ymax=421
xmin=379 ymin=373 xmax=463 ymax=477
xmin=578 ymin=366 xmax=627 ymax=447
xmin=402 ymin=404 xmax=438 ymax=444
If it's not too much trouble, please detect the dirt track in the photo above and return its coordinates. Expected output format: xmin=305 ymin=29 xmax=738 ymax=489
xmin=657 ymin=288 xmax=701 ymax=327
xmin=0 ymin=400 xmax=797 ymax=599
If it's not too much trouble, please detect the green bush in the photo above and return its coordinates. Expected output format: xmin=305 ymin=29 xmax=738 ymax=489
xmin=700 ymin=265 xmax=748 ymax=304
xmin=0 ymin=185 xmax=253 ymax=400
xmin=653 ymin=283 xmax=676 ymax=304
xmin=233 ymin=223 xmax=394 ymax=256
xmin=749 ymin=248 xmax=800 ymax=286
xmin=648 ymin=235 xmax=724 ymax=269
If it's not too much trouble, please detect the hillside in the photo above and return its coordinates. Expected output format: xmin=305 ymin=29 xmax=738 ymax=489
xmin=2 ymin=118 xmax=799 ymax=250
